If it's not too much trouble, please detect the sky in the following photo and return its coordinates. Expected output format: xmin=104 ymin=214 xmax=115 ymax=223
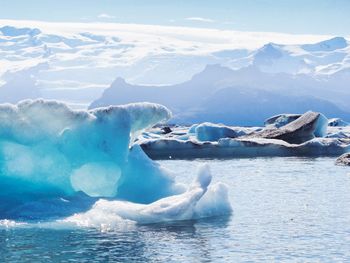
xmin=0 ymin=0 xmax=349 ymax=36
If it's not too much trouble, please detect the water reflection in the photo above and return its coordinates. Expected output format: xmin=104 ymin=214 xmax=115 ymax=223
xmin=0 ymin=216 xmax=232 ymax=262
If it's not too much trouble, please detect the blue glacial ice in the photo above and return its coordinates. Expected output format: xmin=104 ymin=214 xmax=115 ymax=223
xmin=195 ymin=122 xmax=247 ymax=142
xmin=0 ymin=99 xmax=231 ymax=224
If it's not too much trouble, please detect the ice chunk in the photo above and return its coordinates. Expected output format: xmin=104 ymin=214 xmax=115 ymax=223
xmin=0 ymin=100 xmax=230 ymax=223
xmin=188 ymin=124 xmax=199 ymax=134
xmin=0 ymin=100 xmax=176 ymax=216
xmin=116 ymin=145 xmax=184 ymax=204
xmin=314 ymin=113 xmax=328 ymax=137
xmin=253 ymin=111 xmax=328 ymax=144
xmin=140 ymin=136 xmax=350 ymax=159
xmin=195 ymin=122 xmax=246 ymax=142
xmin=264 ymin=114 xmax=301 ymax=128
xmin=194 ymin=182 xmax=231 ymax=218
xmin=64 ymin=165 xmax=232 ymax=227
xmin=328 ymin=118 xmax=349 ymax=127
xmin=326 ymin=131 xmax=348 ymax=139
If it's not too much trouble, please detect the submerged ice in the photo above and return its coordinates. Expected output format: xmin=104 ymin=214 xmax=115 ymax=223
xmin=0 ymin=100 xmax=231 ymax=224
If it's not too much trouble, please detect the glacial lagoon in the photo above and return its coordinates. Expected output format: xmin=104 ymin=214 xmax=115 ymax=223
xmin=1 ymin=157 xmax=350 ymax=262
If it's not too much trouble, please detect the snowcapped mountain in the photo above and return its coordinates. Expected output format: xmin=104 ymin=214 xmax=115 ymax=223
xmin=0 ymin=20 xmax=350 ymax=121
xmin=90 ymin=64 xmax=350 ymax=125
xmin=302 ymin=37 xmax=348 ymax=52
xmin=223 ymin=37 xmax=350 ymax=75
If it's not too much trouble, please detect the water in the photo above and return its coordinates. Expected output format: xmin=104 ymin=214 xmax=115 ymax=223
xmin=1 ymin=157 xmax=350 ymax=262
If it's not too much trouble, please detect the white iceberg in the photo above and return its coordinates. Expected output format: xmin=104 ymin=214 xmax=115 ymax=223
xmin=64 ymin=164 xmax=231 ymax=228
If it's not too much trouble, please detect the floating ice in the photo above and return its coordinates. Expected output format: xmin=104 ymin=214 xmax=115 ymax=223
xmin=314 ymin=113 xmax=328 ymax=137
xmin=254 ymin=111 xmax=328 ymax=144
xmin=0 ymin=100 xmax=231 ymax=224
xmin=140 ymin=135 xmax=350 ymax=159
xmin=328 ymin=118 xmax=349 ymax=127
xmin=139 ymin=113 xmax=350 ymax=160
xmin=195 ymin=122 xmax=246 ymax=142
xmin=264 ymin=114 xmax=301 ymax=128
xmin=64 ymin=164 xmax=231 ymax=227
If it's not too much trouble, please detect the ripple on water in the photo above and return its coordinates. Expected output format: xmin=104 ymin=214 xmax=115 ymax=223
xmin=1 ymin=157 xmax=350 ymax=262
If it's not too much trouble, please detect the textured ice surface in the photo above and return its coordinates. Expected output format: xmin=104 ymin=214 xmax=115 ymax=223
xmin=141 ymin=135 xmax=350 ymax=160
xmin=139 ymin=115 xmax=350 ymax=160
xmin=195 ymin=122 xmax=246 ymax=142
xmin=254 ymin=112 xmax=328 ymax=144
xmin=0 ymin=100 xmax=231 ymax=224
xmin=64 ymin=164 xmax=231 ymax=227
xmin=328 ymin=118 xmax=349 ymax=127
xmin=314 ymin=113 xmax=328 ymax=137
xmin=264 ymin=114 xmax=302 ymax=128
xmin=335 ymin=153 xmax=350 ymax=166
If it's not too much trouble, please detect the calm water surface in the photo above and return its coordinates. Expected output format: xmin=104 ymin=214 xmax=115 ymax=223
xmin=1 ymin=157 xmax=350 ymax=262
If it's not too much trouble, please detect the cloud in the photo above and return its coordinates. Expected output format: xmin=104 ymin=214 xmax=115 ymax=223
xmin=185 ymin=17 xmax=215 ymax=23
xmin=98 ymin=13 xmax=115 ymax=19
xmin=0 ymin=19 xmax=333 ymax=51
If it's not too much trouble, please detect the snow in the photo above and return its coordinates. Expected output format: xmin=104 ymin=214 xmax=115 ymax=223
xmin=91 ymin=65 xmax=350 ymax=126
xmin=302 ymin=37 xmax=348 ymax=52
xmin=0 ymin=20 xmax=349 ymax=111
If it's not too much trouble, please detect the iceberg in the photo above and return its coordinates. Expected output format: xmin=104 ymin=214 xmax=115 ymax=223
xmin=264 ymin=114 xmax=302 ymax=128
xmin=0 ymin=99 xmax=231 ymax=222
xmin=139 ymin=112 xmax=349 ymax=160
xmin=253 ymin=111 xmax=328 ymax=144
xmin=328 ymin=118 xmax=349 ymax=127
xmin=64 ymin=165 xmax=231 ymax=227
xmin=195 ymin=122 xmax=247 ymax=142
xmin=140 ymin=136 xmax=350 ymax=159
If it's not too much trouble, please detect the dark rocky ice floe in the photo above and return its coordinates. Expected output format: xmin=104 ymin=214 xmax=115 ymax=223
xmin=251 ymin=111 xmax=327 ymax=144
xmin=138 ymin=111 xmax=350 ymax=159
xmin=335 ymin=153 xmax=350 ymax=166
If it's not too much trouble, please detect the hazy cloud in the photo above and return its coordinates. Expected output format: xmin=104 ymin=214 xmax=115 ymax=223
xmin=98 ymin=13 xmax=115 ymax=19
xmin=185 ymin=17 xmax=215 ymax=23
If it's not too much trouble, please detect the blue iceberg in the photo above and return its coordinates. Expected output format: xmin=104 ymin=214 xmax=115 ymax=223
xmin=0 ymin=100 xmax=231 ymax=225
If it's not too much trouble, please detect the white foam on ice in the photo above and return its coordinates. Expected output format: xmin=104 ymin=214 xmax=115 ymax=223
xmin=64 ymin=164 xmax=232 ymax=229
